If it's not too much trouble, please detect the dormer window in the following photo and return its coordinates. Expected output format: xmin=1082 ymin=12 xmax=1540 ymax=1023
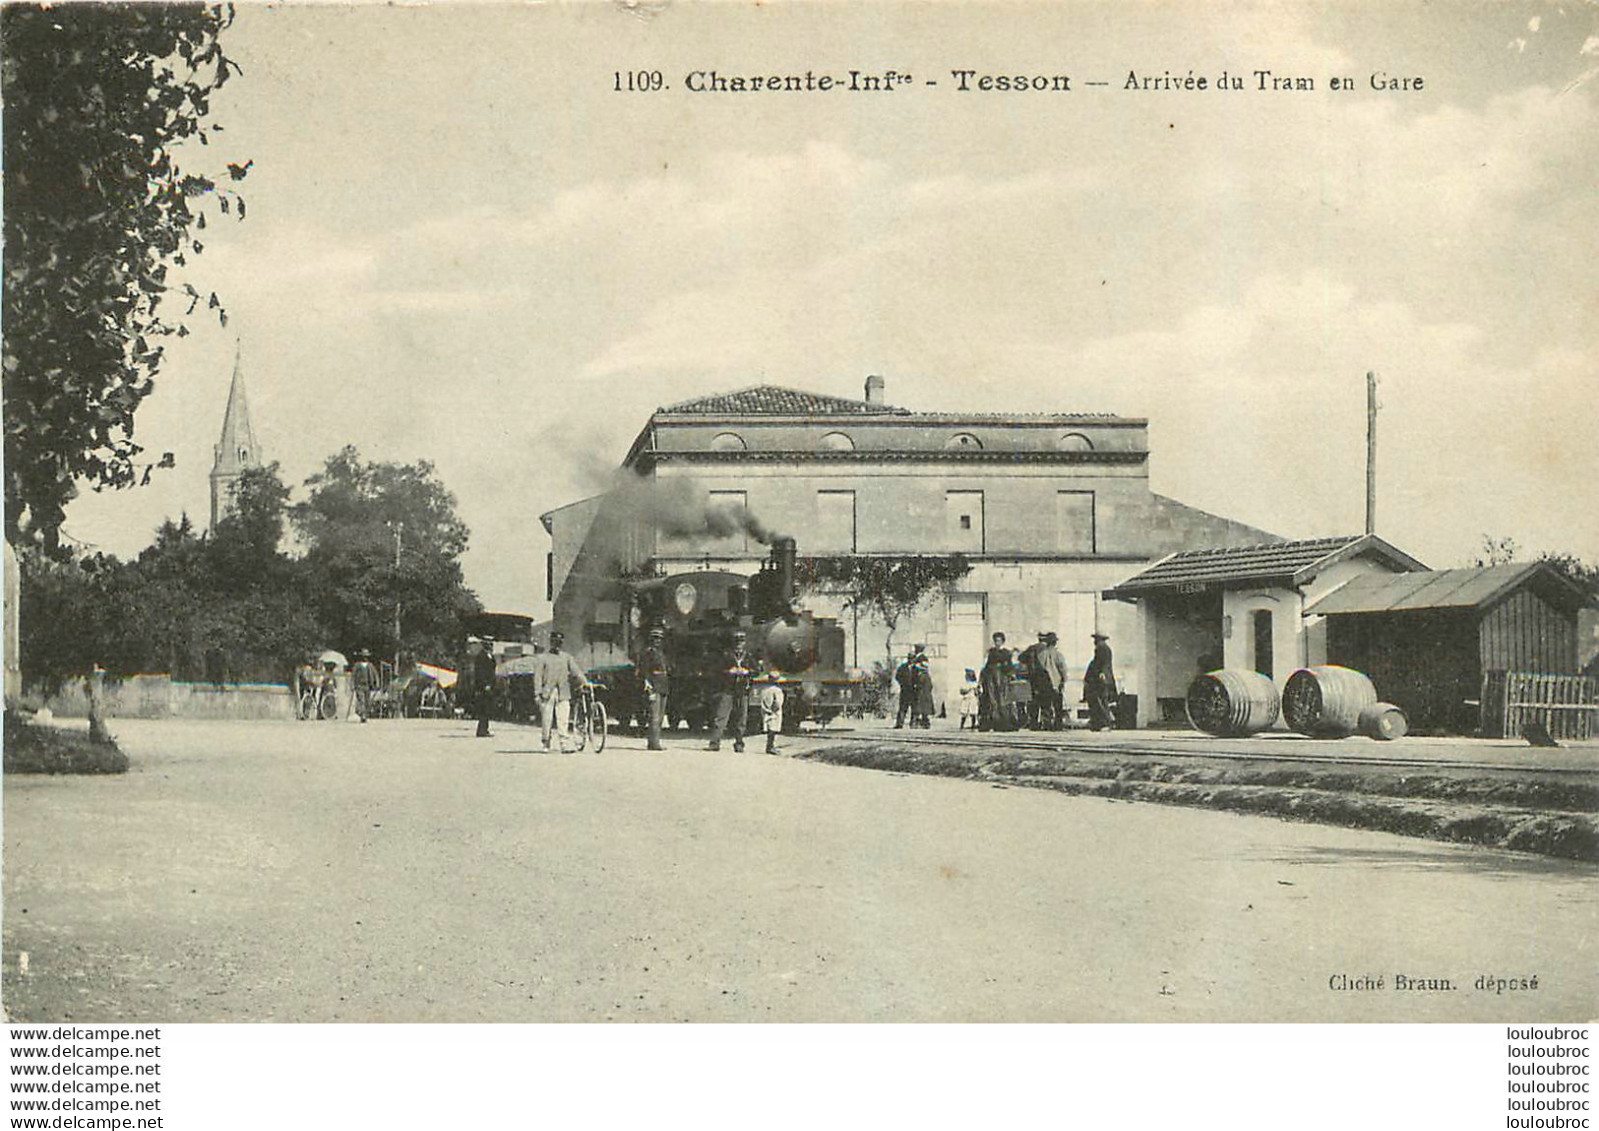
xmin=945 ymin=432 xmax=983 ymax=450
xmin=819 ymin=431 xmax=855 ymax=452
xmin=1057 ymin=432 xmax=1093 ymax=452
xmin=710 ymin=432 xmax=747 ymax=452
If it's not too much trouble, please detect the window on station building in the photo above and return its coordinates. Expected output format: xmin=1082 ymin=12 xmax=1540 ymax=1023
xmin=945 ymin=432 xmax=983 ymax=450
xmin=707 ymin=489 xmax=750 ymax=552
xmin=945 ymin=490 xmax=984 ymax=552
xmin=710 ymin=432 xmax=747 ymax=452
xmin=818 ymin=431 xmax=855 ymax=452
xmin=1057 ymin=432 xmax=1094 ymax=452
xmin=1056 ymin=491 xmax=1096 ymax=554
xmin=814 ymin=490 xmax=856 ymax=553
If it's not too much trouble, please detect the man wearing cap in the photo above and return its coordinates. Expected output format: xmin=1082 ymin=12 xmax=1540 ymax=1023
xmin=1031 ymin=631 xmax=1069 ymax=730
xmin=1084 ymin=632 xmax=1118 ymax=732
xmin=708 ymin=628 xmax=754 ymax=752
xmin=639 ymin=624 xmax=670 ymax=751
xmin=533 ymin=631 xmax=587 ymax=752
xmin=350 ymin=648 xmax=380 ymax=723
xmin=468 ymin=637 xmax=497 ymax=738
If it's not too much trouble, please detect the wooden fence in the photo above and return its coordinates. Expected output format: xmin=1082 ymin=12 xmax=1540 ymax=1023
xmin=1481 ymin=671 xmax=1599 ymax=741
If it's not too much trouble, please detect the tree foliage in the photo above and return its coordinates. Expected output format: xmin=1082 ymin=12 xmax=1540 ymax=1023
xmin=17 ymin=452 xmax=483 ymax=692
xmin=292 ymin=447 xmax=480 ymax=664
xmin=1 ymin=3 xmax=247 ymax=552
xmin=1475 ymin=535 xmax=1598 ymax=598
xmin=800 ymin=554 xmax=972 ymax=663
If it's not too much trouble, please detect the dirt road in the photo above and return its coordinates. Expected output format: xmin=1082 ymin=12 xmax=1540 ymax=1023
xmin=3 ymin=718 xmax=1593 ymax=1022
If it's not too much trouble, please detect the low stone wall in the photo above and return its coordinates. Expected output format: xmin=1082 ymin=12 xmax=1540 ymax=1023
xmin=46 ymin=674 xmax=299 ymax=721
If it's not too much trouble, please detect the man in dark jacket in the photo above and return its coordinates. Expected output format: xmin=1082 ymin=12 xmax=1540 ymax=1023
xmin=893 ymin=652 xmax=915 ymax=729
xmin=709 ymin=628 xmax=754 ymax=752
xmin=1084 ymin=632 xmax=1117 ymax=732
xmin=640 ymin=625 xmax=670 ymax=751
xmin=469 ymin=637 xmax=497 ymax=738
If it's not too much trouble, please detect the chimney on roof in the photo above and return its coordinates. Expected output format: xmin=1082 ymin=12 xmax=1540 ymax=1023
xmin=864 ymin=374 xmax=885 ymax=405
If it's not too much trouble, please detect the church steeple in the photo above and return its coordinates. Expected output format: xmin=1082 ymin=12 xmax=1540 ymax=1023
xmin=209 ymin=341 xmax=261 ymax=529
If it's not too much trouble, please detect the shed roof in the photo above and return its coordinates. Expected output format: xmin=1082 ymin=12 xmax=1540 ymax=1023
xmin=1306 ymin=562 xmax=1593 ymax=615
xmin=1104 ymin=534 xmax=1426 ymax=597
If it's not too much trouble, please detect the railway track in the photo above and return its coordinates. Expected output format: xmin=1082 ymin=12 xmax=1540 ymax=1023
xmin=805 ymin=728 xmax=1599 ymax=777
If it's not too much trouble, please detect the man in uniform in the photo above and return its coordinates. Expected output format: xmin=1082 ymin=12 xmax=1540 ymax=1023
xmin=708 ymin=628 xmax=754 ymax=752
xmin=468 ymin=637 xmax=497 ymax=738
xmin=533 ymin=630 xmax=587 ymax=752
xmin=350 ymin=649 xmax=380 ymax=723
xmin=640 ymin=624 xmax=670 ymax=751
xmin=1084 ymin=632 xmax=1117 ymax=732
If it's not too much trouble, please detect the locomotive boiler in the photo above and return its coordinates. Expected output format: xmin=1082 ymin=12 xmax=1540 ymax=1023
xmin=598 ymin=537 xmax=859 ymax=732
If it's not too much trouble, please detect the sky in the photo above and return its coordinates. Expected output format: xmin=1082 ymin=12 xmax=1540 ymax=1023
xmin=54 ymin=0 xmax=1599 ymax=614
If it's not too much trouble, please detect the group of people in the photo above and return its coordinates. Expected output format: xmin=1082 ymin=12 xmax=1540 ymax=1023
xmin=892 ymin=644 xmax=935 ymax=729
xmin=293 ymin=649 xmax=382 ymax=722
xmin=949 ymin=630 xmax=1119 ymax=732
xmin=464 ymin=631 xmax=586 ymax=751
xmin=695 ymin=627 xmax=786 ymax=755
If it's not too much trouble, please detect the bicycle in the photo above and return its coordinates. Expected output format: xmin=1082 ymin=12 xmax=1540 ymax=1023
xmin=298 ymin=680 xmax=338 ymax=721
xmin=571 ymin=682 xmax=608 ymax=753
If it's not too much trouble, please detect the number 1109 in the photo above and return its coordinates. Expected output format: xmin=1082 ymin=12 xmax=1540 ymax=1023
xmin=615 ymin=70 xmax=665 ymax=92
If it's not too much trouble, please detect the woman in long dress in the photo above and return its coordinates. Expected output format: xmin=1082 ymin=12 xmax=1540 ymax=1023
xmin=978 ymin=632 xmax=1015 ymax=731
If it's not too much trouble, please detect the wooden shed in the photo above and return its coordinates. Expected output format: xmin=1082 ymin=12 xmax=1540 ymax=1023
xmin=1307 ymin=563 xmax=1596 ymax=736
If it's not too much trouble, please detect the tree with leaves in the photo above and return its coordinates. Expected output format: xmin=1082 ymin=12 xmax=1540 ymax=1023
xmin=1 ymin=3 xmax=248 ymax=553
xmin=1476 ymin=535 xmax=1598 ymax=600
xmin=292 ymin=447 xmax=482 ymax=665
xmin=208 ymin=463 xmax=291 ymax=591
xmin=800 ymin=554 xmax=972 ymax=669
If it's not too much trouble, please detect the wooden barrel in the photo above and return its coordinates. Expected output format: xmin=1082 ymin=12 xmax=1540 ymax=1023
xmin=1283 ymin=666 xmax=1377 ymax=738
xmin=1359 ymin=702 xmax=1408 ymax=741
xmin=1186 ymin=669 xmax=1280 ymax=736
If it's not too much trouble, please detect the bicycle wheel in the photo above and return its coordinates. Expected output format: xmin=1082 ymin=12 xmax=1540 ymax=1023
xmin=318 ymin=690 xmax=338 ymax=720
xmin=298 ymin=690 xmax=317 ymax=721
xmin=571 ymin=700 xmax=590 ymax=752
xmin=590 ymin=702 xmax=608 ymax=753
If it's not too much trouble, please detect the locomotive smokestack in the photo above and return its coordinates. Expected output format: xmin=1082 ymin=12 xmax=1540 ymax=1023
xmin=772 ymin=536 xmax=797 ymax=602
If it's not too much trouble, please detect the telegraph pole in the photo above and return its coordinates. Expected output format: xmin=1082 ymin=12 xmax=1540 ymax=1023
xmin=392 ymin=521 xmax=404 ymax=675
xmin=1365 ymin=371 xmax=1377 ymax=536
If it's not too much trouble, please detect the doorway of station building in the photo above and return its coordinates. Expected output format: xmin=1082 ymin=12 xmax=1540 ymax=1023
xmin=946 ymin=593 xmax=987 ymax=713
xmin=1252 ymin=609 xmax=1274 ymax=679
xmin=1058 ymin=591 xmax=1099 ymax=725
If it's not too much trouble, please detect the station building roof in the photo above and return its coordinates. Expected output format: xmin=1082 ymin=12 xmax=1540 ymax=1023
xmin=1104 ymin=534 xmax=1427 ymax=598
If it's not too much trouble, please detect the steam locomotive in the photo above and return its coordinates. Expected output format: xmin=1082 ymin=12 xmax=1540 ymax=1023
xmin=595 ymin=537 xmax=861 ymax=732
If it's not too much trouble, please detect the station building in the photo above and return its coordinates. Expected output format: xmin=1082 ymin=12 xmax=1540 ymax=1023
xmin=542 ymin=376 xmax=1278 ymax=725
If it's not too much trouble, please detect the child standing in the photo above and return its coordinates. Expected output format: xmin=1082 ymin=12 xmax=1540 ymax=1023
xmin=757 ymin=672 xmax=785 ymax=754
xmin=958 ymin=668 xmax=980 ymax=730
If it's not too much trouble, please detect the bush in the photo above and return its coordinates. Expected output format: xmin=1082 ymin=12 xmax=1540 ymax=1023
xmin=3 ymin=711 xmax=128 ymax=774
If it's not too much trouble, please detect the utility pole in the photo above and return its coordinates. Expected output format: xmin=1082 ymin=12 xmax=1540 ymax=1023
xmin=392 ymin=521 xmax=404 ymax=676
xmin=1365 ymin=371 xmax=1377 ymax=536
